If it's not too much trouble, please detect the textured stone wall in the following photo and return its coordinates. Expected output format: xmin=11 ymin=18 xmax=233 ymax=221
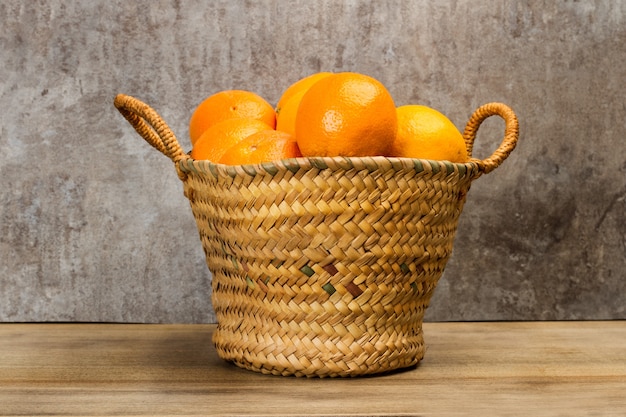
xmin=1 ymin=1 xmax=624 ymax=323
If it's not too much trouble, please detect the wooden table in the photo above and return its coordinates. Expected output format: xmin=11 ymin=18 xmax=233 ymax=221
xmin=1 ymin=321 xmax=624 ymax=416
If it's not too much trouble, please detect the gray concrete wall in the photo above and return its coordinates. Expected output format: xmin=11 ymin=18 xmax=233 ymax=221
xmin=1 ymin=1 xmax=624 ymax=323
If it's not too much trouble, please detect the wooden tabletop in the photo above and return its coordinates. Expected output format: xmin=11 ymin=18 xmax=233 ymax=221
xmin=1 ymin=321 xmax=624 ymax=416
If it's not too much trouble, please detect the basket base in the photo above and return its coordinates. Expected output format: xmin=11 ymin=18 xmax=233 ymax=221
xmin=212 ymin=323 xmax=426 ymax=378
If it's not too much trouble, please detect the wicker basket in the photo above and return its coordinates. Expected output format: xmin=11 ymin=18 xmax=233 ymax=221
xmin=114 ymin=94 xmax=518 ymax=377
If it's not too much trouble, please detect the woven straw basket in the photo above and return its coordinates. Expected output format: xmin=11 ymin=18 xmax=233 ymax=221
xmin=114 ymin=94 xmax=518 ymax=377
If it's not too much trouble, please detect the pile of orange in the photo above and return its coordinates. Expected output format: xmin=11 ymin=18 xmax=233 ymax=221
xmin=189 ymin=72 xmax=468 ymax=165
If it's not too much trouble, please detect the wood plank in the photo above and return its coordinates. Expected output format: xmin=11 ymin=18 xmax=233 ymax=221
xmin=0 ymin=322 xmax=624 ymax=416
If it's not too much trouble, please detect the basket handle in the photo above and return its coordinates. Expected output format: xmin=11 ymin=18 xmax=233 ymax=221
xmin=463 ymin=102 xmax=519 ymax=175
xmin=114 ymin=94 xmax=189 ymax=179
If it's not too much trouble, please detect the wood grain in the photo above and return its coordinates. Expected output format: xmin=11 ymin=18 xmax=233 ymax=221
xmin=1 ymin=321 xmax=624 ymax=416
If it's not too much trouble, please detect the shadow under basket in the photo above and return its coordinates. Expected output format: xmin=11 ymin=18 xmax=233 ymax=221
xmin=114 ymin=94 xmax=519 ymax=377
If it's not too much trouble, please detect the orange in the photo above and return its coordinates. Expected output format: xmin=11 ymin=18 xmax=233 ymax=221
xmin=219 ymin=130 xmax=302 ymax=165
xmin=189 ymin=90 xmax=276 ymax=145
xmin=390 ymin=105 xmax=469 ymax=163
xmin=190 ymin=118 xmax=272 ymax=162
xmin=295 ymin=72 xmax=397 ymax=157
xmin=275 ymin=89 xmax=307 ymax=137
xmin=275 ymin=72 xmax=332 ymax=125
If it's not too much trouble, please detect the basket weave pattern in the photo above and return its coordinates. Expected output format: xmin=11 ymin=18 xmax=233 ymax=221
xmin=114 ymin=94 xmax=518 ymax=377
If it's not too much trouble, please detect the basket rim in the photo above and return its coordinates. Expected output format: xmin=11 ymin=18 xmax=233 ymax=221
xmin=114 ymin=94 xmax=518 ymax=179
xmin=178 ymin=155 xmax=483 ymax=180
